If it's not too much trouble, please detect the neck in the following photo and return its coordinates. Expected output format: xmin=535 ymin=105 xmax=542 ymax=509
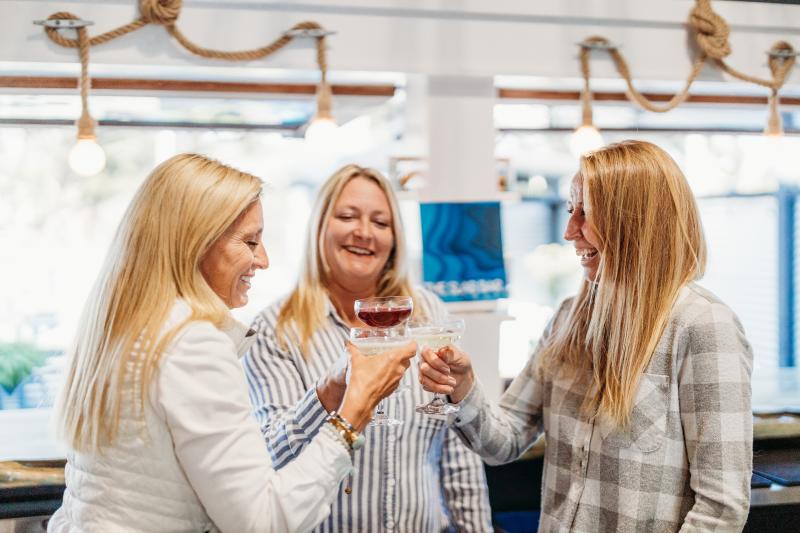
xmin=327 ymin=279 xmax=376 ymax=326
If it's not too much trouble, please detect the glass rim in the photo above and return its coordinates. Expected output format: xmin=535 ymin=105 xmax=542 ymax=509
xmin=349 ymin=326 xmax=409 ymax=339
xmin=354 ymin=295 xmax=413 ymax=305
xmin=407 ymin=318 xmax=465 ymax=331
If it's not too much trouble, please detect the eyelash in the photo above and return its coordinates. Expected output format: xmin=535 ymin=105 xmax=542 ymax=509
xmin=338 ymin=214 xmax=389 ymax=228
xmin=567 ymin=206 xmax=585 ymax=217
xmin=246 ymin=241 xmax=259 ymax=248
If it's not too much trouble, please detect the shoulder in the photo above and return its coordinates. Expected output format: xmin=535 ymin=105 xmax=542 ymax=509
xmin=670 ymin=283 xmax=751 ymax=357
xmin=412 ymin=285 xmax=447 ymax=318
xmin=169 ymin=318 xmax=237 ymax=361
xmin=546 ymin=296 xmax=575 ymax=335
xmin=671 ymin=283 xmax=743 ymax=330
xmin=250 ymin=297 xmax=289 ymax=336
xmin=413 ymin=286 xmax=444 ymax=316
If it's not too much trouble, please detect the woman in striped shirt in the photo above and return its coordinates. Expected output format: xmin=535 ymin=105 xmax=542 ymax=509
xmin=242 ymin=164 xmax=492 ymax=532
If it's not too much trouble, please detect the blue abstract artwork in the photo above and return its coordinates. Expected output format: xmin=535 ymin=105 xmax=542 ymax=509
xmin=419 ymin=202 xmax=508 ymax=302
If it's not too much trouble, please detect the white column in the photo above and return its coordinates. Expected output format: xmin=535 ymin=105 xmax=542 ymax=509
xmin=417 ymin=74 xmax=508 ymax=400
xmin=422 ymin=75 xmax=497 ymax=203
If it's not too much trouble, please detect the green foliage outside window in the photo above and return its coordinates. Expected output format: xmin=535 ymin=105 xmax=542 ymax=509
xmin=0 ymin=343 xmax=47 ymax=394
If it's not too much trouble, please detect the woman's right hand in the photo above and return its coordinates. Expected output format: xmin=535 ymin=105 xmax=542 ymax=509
xmin=418 ymin=344 xmax=475 ymax=404
xmin=338 ymin=341 xmax=417 ymax=432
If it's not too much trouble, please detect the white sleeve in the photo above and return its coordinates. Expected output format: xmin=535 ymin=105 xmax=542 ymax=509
xmin=155 ymin=322 xmax=352 ymax=533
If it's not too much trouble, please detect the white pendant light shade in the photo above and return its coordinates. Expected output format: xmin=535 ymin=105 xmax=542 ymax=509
xmin=569 ymin=125 xmax=605 ymax=158
xmin=304 ymin=116 xmax=338 ymax=146
xmin=68 ymin=138 xmax=106 ymax=177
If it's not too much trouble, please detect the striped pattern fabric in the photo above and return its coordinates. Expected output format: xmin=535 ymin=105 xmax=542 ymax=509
xmin=242 ymin=288 xmax=492 ymax=533
xmin=452 ymin=283 xmax=753 ymax=533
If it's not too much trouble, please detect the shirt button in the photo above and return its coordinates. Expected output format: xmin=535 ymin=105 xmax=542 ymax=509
xmin=386 ymin=520 xmax=395 ymax=530
xmin=387 ymin=478 xmax=396 ymax=487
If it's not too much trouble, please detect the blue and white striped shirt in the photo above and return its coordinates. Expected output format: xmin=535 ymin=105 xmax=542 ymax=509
xmin=242 ymin=289 xmax=492 ymax=532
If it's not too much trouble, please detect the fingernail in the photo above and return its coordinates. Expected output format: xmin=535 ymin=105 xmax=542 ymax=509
xmin=448 ymin=377 xmax=456 ymax=386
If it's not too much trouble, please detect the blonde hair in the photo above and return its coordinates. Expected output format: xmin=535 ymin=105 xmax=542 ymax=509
xmin=542 ymin=140 xmax=706 ymax=426
xmin=276 ymin=164 xmax=421 ymax=353
xmin=58 ymin=153 xmax=263 ymax=451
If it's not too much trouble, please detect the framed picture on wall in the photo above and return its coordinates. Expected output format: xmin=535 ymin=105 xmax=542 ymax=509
xmin=419 ymin=201 xmax=508 ymax=303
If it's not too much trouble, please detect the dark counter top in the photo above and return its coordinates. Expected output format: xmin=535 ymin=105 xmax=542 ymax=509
xmin=0 ymin=461 xmax=65 ymax=520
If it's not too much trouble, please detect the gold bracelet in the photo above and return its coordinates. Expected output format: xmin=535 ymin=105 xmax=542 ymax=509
xmin=326 ymin=411 xmax=365 ymax=451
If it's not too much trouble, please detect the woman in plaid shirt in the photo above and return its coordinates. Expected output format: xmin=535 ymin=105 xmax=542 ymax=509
xmin=420 ymin=140 xmax=753 ymax=532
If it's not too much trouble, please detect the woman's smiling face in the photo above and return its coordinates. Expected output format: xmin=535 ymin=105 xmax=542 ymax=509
xmin=200 ymin=201 xmax=269 ymax=308
xmin=564 ymin=172 xmax=602 ymax=282
xmin=323 ymin=177 xmax=394 ymax=292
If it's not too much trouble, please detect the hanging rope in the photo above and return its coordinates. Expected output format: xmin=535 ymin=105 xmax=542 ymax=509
xmin=41 ymin=0 xmax=333 ymax=137
xmin=579 ymin=0 xmax=796 ymax=133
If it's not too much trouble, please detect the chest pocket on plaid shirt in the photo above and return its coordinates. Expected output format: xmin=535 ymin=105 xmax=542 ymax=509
xmin=599 ymin=373 xmax=670 ymax=453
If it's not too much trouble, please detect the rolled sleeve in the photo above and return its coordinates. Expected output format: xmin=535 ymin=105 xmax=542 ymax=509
xmin=242 ymin=315 xmax=329 ymax=469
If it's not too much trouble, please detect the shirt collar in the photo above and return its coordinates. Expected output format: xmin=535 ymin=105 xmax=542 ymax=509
xmin=172 ymin=299 xmax=256 ymax=356
xmin=221 ymin=318 xmax=257 ymax=357
xmin=325 ymin=297 xmax=349 ymax=329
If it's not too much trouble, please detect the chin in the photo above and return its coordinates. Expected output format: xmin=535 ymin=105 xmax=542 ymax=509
xmin=231 ymin=295 xmax=248 ymax=309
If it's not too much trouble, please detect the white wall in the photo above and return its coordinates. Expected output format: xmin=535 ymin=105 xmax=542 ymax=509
xmin=1 ymin=0 xmax=799 ymax=84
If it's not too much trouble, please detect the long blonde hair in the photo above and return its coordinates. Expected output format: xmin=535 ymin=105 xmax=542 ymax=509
xmin=276 ymin=164 xmax=419 ymax=353
xmin=58 ymin=153 xmax=263 ymax=451
xmin=542 ymin=140 xmax=706 ymax=426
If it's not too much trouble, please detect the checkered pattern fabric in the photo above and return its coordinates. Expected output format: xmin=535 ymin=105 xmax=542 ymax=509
xmin=453 ymin=283 xmax=753 ymax=532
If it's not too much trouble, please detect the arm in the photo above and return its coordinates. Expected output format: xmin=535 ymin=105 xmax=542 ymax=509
xmin=678 ymin=304 xmax=753 ymax=532
xmin=450 ymin=358 xmax=545 ymax=465
xmin=439 ymin=427 xmax=493 ymax=532
xmin=157 ymin=322 xmax=351 ymax=533
xmin=428 ymin=301 xmax=570 ymax=465
xmin=241 ymin=317 xmax=330 ymax=469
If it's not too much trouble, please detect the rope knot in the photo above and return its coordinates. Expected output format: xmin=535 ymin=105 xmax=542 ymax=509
xmin=689 ymin=0 xmax=731 ymax=60
xmin=139 ymin=0 xmax=182 ymax=26
xmin=768 ymin=41 xmax=796 ymax=85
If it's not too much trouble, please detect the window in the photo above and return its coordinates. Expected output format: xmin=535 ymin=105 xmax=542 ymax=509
xmin=495 ymin=117 xmax=800 ymax=392
xmin=0 ymin=91 xmax=400 ymax=459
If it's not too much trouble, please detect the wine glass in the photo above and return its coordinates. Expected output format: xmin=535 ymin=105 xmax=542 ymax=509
xmin=409 ymin=318 xmax=465 ymax=416
xmin=354 ymin=296 xmax=413 ymax=330
xmin=349 ymin=327 xmax=408 ymax=427
xmin=355 ymin=296 xmax=414 ymax=396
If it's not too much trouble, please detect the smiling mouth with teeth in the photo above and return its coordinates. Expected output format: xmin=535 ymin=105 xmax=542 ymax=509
xmin=576 ymin=249 xmax=598 ymax=259
xmin=344 ymin=245 xmax=374 ymax=256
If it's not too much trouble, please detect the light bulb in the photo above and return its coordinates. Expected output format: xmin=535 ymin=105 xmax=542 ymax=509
xmin=304 ymin=116 xmax=338 ymax=146
xmin=69 ymin=138 xmax=106 ymax=177
xmin=569 ymin=125 xmax=605 ymax=158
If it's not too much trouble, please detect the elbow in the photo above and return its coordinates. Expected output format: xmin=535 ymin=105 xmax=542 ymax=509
xmin=728 ymin=493 xmax=751 ymax=529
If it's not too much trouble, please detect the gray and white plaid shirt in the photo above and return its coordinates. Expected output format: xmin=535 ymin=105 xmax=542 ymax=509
xmin=452 ymin=283 xmax=753 ymax=532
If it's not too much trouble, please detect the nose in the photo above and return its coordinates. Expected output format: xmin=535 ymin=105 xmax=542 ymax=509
xmin=352 ymin=216 xmax=373 ymax=240
xmin=254 ymin=243 xmax=269 ymax=270
xmin=563 ymin=213 xmax=581 ymax=242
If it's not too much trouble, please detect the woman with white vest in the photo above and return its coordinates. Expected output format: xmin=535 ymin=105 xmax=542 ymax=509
xmin=48 ymin=153 xmax=415 ymax=533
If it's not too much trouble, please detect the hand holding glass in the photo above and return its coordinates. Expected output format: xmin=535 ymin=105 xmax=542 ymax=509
xmin=411 ymin=319 xmax=465 ymax=415
xmin=354 ymin=296 xmax=414 ymax=398
xmin=349 ymin=327 xmax=408 ymax=426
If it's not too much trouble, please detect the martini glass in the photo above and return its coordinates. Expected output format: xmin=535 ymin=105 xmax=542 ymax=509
xmin=355 ymin=296 xmax=414 ymax=395
xmin=349 ymin=327 xmax=409 ymax=427
xmin=410 ymin=318 xmax=465 ymax=416
xmin=354 ymin=296 xmax=413 ymax=330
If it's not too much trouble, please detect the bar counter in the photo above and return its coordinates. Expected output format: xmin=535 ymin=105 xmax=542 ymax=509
xmin=2 ymin=435 xmax=799 ymax=531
